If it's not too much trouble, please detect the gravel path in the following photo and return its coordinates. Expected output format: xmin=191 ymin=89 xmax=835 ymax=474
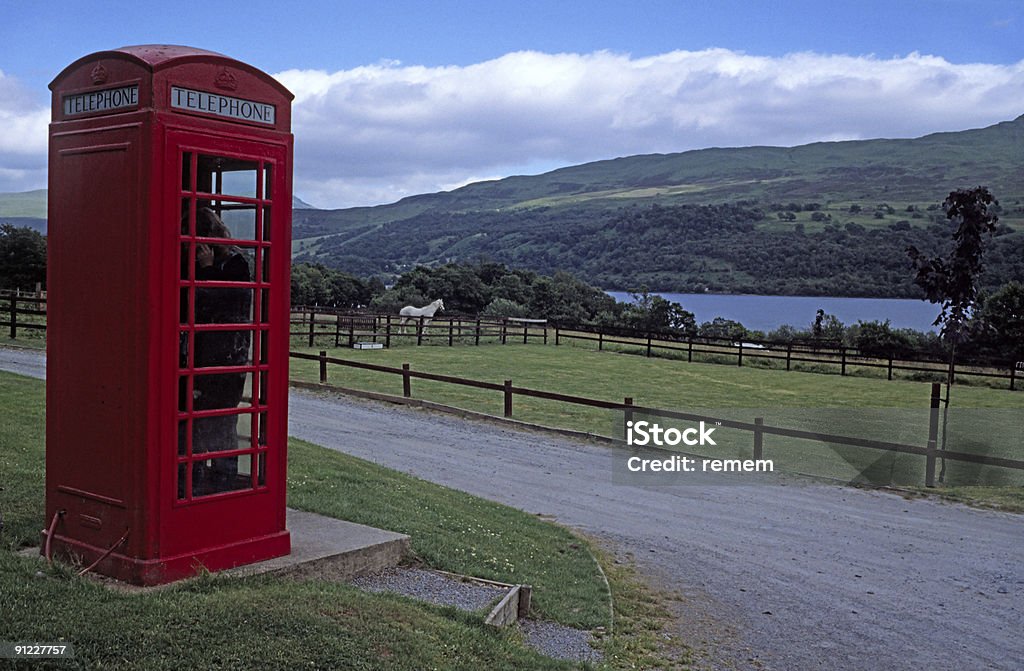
xmin=0 ymin=346 xmax=46 ymax=380
xmin=351 ymin=567 xmax=508 ymax=612
xmin=5 ymin=349 xmax=1022 ymax=670
xmin=519 ymin=619 xmax=603 ymax=664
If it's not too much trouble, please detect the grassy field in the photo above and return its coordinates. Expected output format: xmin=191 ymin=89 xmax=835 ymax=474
xmin=289 ymin=339 xmax=1024 ymax=492
xmin=0 ymin=371 xmax=685 ymax=669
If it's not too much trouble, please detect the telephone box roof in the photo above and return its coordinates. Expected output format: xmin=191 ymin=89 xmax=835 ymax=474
xmin=50 ymin=44 xmax=293 ymax=100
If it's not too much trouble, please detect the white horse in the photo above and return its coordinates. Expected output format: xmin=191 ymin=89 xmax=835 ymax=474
xmin=399 ymin=299 xmax=445 ymax=334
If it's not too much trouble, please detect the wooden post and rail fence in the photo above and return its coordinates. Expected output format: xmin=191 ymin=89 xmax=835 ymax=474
xmin=289 ymin=307 xmax=549 ymax=350
xmin=289 ymin=306 xmax=1020 ymax=390
xmin=0 ymin=292 xmax=47 ymax=340
xmin=4 ymin=296 xmax=1020 ymax=390
xmin=549 ymin=325 xmax=1021 ymax=391
xmin=293 ymin=350 xmax=1024 ymax=487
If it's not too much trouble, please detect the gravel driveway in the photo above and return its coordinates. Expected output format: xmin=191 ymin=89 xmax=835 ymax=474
xmin=4 ymin=348 xmax=1021 ymax=670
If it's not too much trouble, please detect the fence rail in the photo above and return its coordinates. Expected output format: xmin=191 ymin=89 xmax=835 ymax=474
xmin=292 ymin=350 xmax=1024 ymax=486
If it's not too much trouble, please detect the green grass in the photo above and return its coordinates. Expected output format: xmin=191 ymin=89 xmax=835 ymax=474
xmin=911 ymin=485 xmax=1024 ymax=514
xmin=1 ymin=558 xmax=576 ymax=671
xmin=291 ymin=338 xmax=1024 ymax=414
xmin=290 ymin=340 xmax=1024 ymax=490
xmin=0 ymin=369 xmax=688 ymax=669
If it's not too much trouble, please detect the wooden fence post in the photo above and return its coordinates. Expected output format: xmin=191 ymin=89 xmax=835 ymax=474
xmin=348 ymin=320 xmax=355 ymax=348
xmin=475 ymin=319 xmax=481 ymax=346
xmin=841 ymin=347 xmax=847 ymax=376
xmin=385 ymin=315 xmax=392 ymax=348
xmin=925 ymin=382 xmax=940 ymax=487
xmin=753 ymin=417 xmax=764 ymax=460
xmin=1011 ymin=363 xmax=1017 ymax=392
xmin=737 ymin=341 xmax=743 ymax=367
xmin=786 ymin=344 xmax=792 ymax=371
xmin=334 ymin=314 xmax=341 ymax=348
xmin=888 ymin=356 xmax=894 ymax=381
xmin=646 ymin=333 xmax=652 ymax=357
xmin=503 ymin=379 xmax=513 ymax=418
xmin=688 ymin=338 xmax=693 ymax=363
xmin=307 ymin=309 xmax=316 ymax=347
xmin=417 ymin=317 xmax=424 ymax=346
xmin=500 ymin=320 xmax=507 ymax=345
xmin=555 ymin=327 xmax=560 ymax=346
xmin=523 ymin=324 xmax=528 ymax=344
xmin=402 ymin=363 xmax=412 ymax=398
xmin=448 ymin=319 xmax=454 ymax=347
xmin=319 ymin=350 xmax=328 ymax=384
xmin=598 ymin=331 xmax=603 ymax=351
xmin=9 ymin=297 xmax=16 ymax=340
xmin=623 ymin=397 xmax=634 ymax=435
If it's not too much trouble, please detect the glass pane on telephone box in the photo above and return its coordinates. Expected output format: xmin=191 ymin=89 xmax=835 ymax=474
xmin=177 ymin=148 xmax=275 ymax=500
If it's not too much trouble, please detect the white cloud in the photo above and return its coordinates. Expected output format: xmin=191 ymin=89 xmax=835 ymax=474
xmin=277 ymin=49 xmax=1024 ymax=208
xmin=0 ymin=71 xmax=49 ymax=193
xmin=2 ymin=51 xmax=1023 ymax=207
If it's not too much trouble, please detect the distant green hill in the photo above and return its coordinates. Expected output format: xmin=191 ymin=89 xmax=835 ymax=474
xmin=0 ymin=190 xmax=47 ymax=219
xmin=295 ymin=115 xmax=1024 ymax=297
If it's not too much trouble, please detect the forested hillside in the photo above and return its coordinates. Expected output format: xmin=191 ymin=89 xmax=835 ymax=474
xmin=292 ymin=115 xmax=1024 ymax=297
xmin=299 ymin=202 xmax=1024 ymax=297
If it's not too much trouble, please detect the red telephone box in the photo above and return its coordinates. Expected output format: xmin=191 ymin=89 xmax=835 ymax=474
xmin=45 ymin=46 xmax=293 ymax=585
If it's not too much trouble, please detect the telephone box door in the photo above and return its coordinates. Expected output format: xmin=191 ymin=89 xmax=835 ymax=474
xmin=164 ymin=129 xmax=289 ymax=557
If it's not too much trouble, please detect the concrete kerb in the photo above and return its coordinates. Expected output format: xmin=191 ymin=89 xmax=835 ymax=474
xmin=426 ymin=568 xmax=533 ymax=627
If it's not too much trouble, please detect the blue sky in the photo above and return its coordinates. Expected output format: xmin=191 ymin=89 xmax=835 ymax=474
xmin=1 ymin=1 xmax=1022 ymax=207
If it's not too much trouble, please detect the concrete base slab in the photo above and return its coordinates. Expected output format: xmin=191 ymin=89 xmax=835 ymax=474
xmin=228 ymin=508 xmax=411 ymax=582
xmin=18 ymin=508 xmax=410 ymax=591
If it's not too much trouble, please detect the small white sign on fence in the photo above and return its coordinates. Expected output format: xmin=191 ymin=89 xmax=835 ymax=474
xmin=353 ymin=342 xmax=384 ymax=350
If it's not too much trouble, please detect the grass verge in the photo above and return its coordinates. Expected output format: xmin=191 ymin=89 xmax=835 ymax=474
xmin=907 ymin=485 xmax=1024 ymax=514
xmin=0 ymin=370 xmax=688 ymax=669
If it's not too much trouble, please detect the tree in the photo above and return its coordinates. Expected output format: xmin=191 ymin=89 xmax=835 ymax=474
xmin=0 ymin=224 xmax=47 ymax=291
xmin=908 ymin=187 xmax=999 ymax=344
xmin=972 ymin=281 xmax=1024 ymax=362
xmin=391 ymin=263 xmax=489 ymax=313
xmin=698 ymin=317 xmax=747 ymax=341
xmin=481 ymin=298 xmax=529 ymax=318
xmin=853 ymin=320 xmax=915 ymax=359
xmin=290 ymin=262 xmax=374 ymax=308
xmin=906 ymin=186 xmax=999 ymax=483
xmin=623 ymin=290 xmax=696 ymax=335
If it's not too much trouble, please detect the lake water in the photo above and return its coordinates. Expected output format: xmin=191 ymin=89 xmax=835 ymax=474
xmin=606 ymin=292 xmax=939 ymax=333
